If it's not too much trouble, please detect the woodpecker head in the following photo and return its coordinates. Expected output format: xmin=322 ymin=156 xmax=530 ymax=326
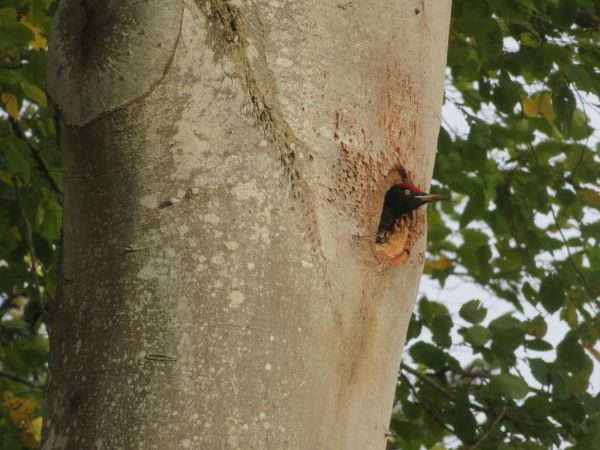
xmin=377 ymin=182 xmax=450 ymax=242
xmin=387 ymin=183 xmax=450 ymax=215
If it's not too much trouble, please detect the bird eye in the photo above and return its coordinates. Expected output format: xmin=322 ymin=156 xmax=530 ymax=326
xmin=405 ymin=189 xmax=411 ymax=196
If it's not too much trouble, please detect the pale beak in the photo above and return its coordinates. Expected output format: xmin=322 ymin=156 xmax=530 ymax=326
xmin=417 ymin=193 xmax=451 ymax=203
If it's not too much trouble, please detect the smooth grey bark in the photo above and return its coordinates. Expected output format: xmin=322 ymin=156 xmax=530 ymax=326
xmin=43 ymin=1 xmax=450 ymax=449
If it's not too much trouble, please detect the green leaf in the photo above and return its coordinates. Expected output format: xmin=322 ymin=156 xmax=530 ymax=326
xmin=1 ymin=319 xmax=28 ymax=331
xmin=490 ymin=315 xmax=525 ymax=363
xmin=563 ymin=65 xmax=594 ymax=92
xmin=491 ymin=0 xmax=531 ymax=25
xmin=448 ymin=385 xmax=477 ymax=443
xmin=438 ymin=127 xmax=452 ymax=153
xmin=459 ymin=300 xmax=487 ymax=324
xmin=0 ymin=69 xmax=23 ymax=85
xmin=489 ymin=373 xmax=529 ymax=400
xmin=32 ymin=232 xmax=53 ymax=265
xmin=431 ymin=314 xmax=453 ymax=348
xmin=41 ymin=199 xmax=62 ymax=241
xmin=492 ymin=75 xmax=522 ymax=114
xmin=460 ymin=188 xmax=485 ymax=227
xmin=568 ymin=110 xmax=593 ymax=140
xmin=573 ymin=422 xmax=600 ymax=450
xmin=550 ymin=0 xmax=578 ymax=27
xmin=0 ymin=16 xmax=34 ymax=45
xmin=20 ymin=80 xmax=47 ymax=108
xmin=556 ymin=333 xmax=593 ymax=375
xmin=460 ymin=325 xmax=492 ymax=347
xmin=525 ymin=338 xmax=553 ymax=351
xmin=445 ymin=353 xmax=462 ymax=372
xmin=520 ymin=31 xmax=541 ymax=48
xmin=409 ymin=342 xmax=447 ymax=371
xmin=525 ymin=316 xmax=547 ymax=338
xmin=522 ymin=395 xmax=550 ymax=419
xmin=489 ymin=315 xmax=523 ymax=332
xmin=552 ymin=84 xmax=576 ymax=132
xmin=390 ymin=420 xmax=423 ymax=440
xmin=418 ymin=297 xmax=449 ymax=326
xmin=577 ymin=188 xmax=600 ymax=210
xmin=453 ymin=9 xmax=497 ymax=39
xmin=539 ymin=274 xmax=565 ymax=313
xmin=565 ymin=371 xmax=590 ymax=397
xmin=405 ymin=315 xmax=422 ymax=342
xmin=528 ymin=358 xmax=550 ymax=385
xmin=3 ymin=142 xmax=31 ymax=183
xmin=427 ymin=207 xmax=452 ymax=241
xmin=541 ymin=43 xmax=571 ymax=66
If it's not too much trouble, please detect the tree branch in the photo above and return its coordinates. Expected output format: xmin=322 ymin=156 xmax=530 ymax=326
xmin=401 ymin=372 xmax=456 ymax=435
xmin=12 ymin=176 xmax=48 ymax=325
xmin=527 ymin=143 xmax=597 ymax=301
xmin=9 ymin=117 xmax=63 ymax=205
xmin=469 ymin=408 xmax=506 ymax=449
xmin=0 ymin=370 xmax=38 ymax=389
xmin=400 ymin=362 xmax=488 ymax=413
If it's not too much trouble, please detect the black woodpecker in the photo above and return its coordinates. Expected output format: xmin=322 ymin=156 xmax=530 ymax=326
xmin=377 ymin=182 xmax=450 ymax=243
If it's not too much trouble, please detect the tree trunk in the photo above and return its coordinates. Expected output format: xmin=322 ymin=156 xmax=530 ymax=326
xmin=43 ymin=1 xmax=450 ymax=449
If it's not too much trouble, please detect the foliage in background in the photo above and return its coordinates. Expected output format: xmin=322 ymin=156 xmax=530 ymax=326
xmin=0 ymin=0 xmax=599 ymax=449
xmin=391 ymin=0 xmax=600 ymax=449
xmin=0 ymin=0 xmax=58 ymax=448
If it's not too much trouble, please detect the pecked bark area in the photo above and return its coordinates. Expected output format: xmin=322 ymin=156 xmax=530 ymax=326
xmin=42 ymin=1 xmax=450 ymax=449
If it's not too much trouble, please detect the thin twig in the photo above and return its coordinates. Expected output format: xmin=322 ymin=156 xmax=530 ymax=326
xmin=502 ymin=177 xmax=532 ymax=270
xmin=401 ymin=362 xmax=487 ymax=413
xmin=9 ymin=117 xmax=63 ymax=205
xmin=527 ymin=143 xmax=597 ymax=301
xmin=400 ymin=363 xmax=558 ymax=442
xmin=0 ymin=62 xmax=22 ymax=69
xmin=469 ymin=408 xmax=507 ymax=449
xmin=401 ymin=373 xmax=456 ymax=435
xmin=12 ymin=176 xmax=48 ymax=324
xmin=401 ymin=363 xmax=453 ymax=400
xmin=0 ymin=370 xmax=38 ymax=389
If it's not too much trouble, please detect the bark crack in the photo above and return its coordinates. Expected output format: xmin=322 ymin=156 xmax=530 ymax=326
xmin=48 ymin=1 xmax=184 ymax=128
xmin=198 ymin=0 xmax=303 ymax=188
xmin=198 ymin=0 xmax=326 ymax=253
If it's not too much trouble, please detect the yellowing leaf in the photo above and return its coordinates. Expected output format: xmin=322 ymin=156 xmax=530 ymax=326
xmin=21 ymin=416 xmax=42 ymax=449
xmin=423 ymin=256 xmax=453 ymax=274
xmin=522 ymin=93 xmax=555 ymax=122
xmin=20 ymin=18 xmax=47 ymax=50
xmin=0 ymin=8 xmax=17 ymax=19
xmin=522 ymin=97 xmax=538 ymax=118
xmin=582 ymin=342 xmax=600 ymax=363
xmin=520 ymin=31 xmax=541 ymax=48
xmin=11 ymin=226 xmax=22 ymax=241
xmin=1 ymin=93 xmax=19 ymax=119
xmin=526 ymin=316 xmax=547 ymax=338
xmin=561 ymin=302 xmax=579 ymax=327
xmin=0 ymin=171 xmax=12 ymax=185
xmin=20 ymin=81 xmax=47 ymax=107
xmin=539 ymin=92 xmax=556 ymax=122
xmin=2 ymin=391 xmax=38 ymax=424
xmin=577 ymin=188 xmax=600 ymax=209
